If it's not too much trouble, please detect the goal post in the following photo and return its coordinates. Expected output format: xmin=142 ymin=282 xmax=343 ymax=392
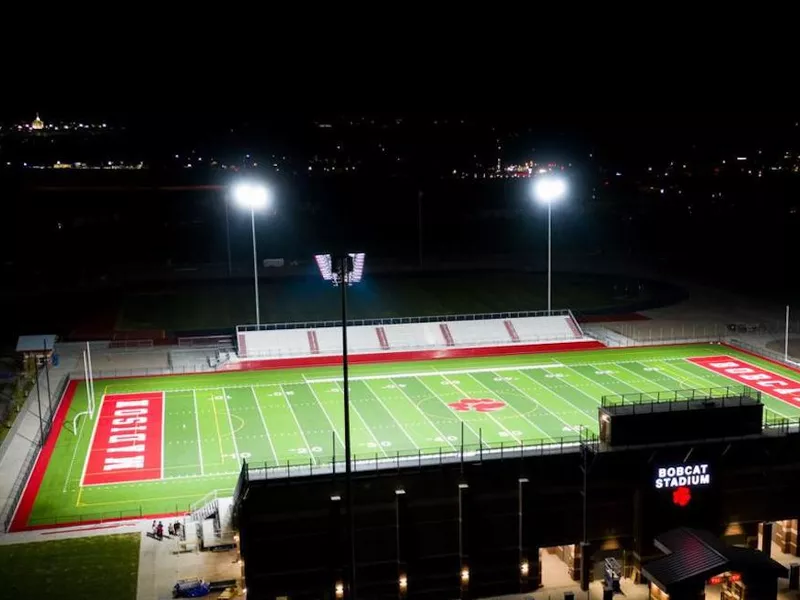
xmin=82 ymin=346 xmax=96 ymax=419
xmin=71 ymin=411 xmax=90 ymax=435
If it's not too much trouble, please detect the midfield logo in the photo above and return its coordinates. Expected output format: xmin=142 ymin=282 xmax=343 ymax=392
xmin=448 ymin=398 xmax=507 ymax=412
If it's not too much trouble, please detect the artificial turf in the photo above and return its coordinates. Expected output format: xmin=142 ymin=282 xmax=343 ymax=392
xmin=0 ymin=534 xmax=139 ymax=600
xmin=17 ymin=344 xmax=800 ymax=529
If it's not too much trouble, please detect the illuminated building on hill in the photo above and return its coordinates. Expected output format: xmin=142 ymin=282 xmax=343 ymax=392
xmin=31 ymin=113 xmax=44 ymax=130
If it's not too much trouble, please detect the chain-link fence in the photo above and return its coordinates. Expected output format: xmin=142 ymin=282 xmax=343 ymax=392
xmin=1 ymin=373 xmax=69 ymax=531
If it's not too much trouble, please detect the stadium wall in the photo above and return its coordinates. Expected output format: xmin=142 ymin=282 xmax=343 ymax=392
xmin=237 ymin=433 xmax=800 ymax=600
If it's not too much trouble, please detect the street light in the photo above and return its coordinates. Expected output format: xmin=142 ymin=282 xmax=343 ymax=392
xmin=532 ymin=175 xmax=567 ymax=314
xmin=232 ymin=182 xmax=271 ymax=326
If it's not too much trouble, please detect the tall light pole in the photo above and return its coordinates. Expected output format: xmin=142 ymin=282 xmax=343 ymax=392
xmin=532 ymin=175 xmax=567 ymax=314
xmin=316 ymin=252 xmax=366 ymax=600
xmin=232 ymin=182 xmax=271 ymax=326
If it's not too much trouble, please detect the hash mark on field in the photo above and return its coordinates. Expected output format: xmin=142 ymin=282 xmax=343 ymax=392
xmin=302 ymin=377 xmax=346 ymax=451
xmin=280 ymin=384 xmax=317 ymax=464
xmin=362 ymin=380 xmax=420 ymax=450
xmin=251 ymin=386 xmax=279 ymax=466
xmin=413 ymin=376 xmax=487 ymax=446
xmin=389 ymin=376 xmax=457 ymax=451
xmin=336 ymin=381 xmax=389 ymax=457
xmin=192 ymin=390 xmax=205 ymax=476
xmin=308 ymin=363 xmax=565 ymax=384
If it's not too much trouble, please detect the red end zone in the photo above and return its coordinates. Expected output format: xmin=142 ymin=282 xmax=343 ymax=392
xmin=81 ymin=392 xmax=164 ymax=486
xmin=688 ymin=356 xmax=800 ymax=409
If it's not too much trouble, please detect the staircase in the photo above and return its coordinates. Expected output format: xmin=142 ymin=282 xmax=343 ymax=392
xmin=191 ymin=498 xmax=219 ymax=523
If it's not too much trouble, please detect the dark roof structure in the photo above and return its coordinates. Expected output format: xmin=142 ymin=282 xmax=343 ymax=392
xmin=15 ymin=335 xmax=57 ymax=353
xmin=643 ymin=528 xmax=787 ymax=592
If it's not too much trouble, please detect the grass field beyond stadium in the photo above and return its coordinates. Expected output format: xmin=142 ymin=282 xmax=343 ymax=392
xmin=13 ymin=344 xmax=800 ymax=530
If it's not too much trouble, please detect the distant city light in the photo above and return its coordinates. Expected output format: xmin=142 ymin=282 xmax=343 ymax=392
xmin=737 ymin=157 xmax=747 ymax=161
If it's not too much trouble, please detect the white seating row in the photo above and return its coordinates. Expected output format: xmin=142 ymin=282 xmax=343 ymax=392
xmin=238 ymin=315 xmax=586 ymax=358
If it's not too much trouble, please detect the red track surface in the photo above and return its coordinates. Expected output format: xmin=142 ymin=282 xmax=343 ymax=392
xmin=223 ymin=341 xmax=605 ymax=372
xmin=9 ymin=380 xmax=78 ymax=532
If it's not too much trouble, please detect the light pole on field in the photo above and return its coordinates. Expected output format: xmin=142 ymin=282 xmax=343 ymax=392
xmin=232 ymin=182 xmax=271 ymax=327
xmin=532 ymin=175 xmax=567 ymax=314
xmin=315 ymin=252 xmax=366 ymax=600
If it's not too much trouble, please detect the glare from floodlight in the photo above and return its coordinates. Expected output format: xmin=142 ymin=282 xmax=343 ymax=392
xmin=232 ymin=182 xmax=270 ymax=209
xmin=533 ymin=176 xmax=567 ymax=204
xmin=315 ymin=253 xmax=366 ymax=284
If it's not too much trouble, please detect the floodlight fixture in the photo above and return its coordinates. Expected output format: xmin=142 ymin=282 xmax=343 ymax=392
xmin=232 ymin=181 xmax=270 ymax=209
xmin=315 ymin=252 xmax=365 ymax=285
xmin=533 ymin=175 xmax=567 ymax=205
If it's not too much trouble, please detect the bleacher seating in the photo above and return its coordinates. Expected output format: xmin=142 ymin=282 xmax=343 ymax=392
xmin=447 ymin=320 xmax=510 ymax=346
xmin=511 ymin=316 xmax=583 ymax=342
xmin=315 ymin=325 xmax=383 ymax=355
xmin=382 ymin=323 xmax=445 ymax=350
xmin=238 ymin=329 xmax=311 ymax=358
xmin=236 ymin=313 xmax=592 ymax=360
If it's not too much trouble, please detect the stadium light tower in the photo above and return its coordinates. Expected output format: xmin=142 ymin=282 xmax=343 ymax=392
xmin=532 ymin=175 xmax=567 ymax=314
xmin=316 ymin=252 xmax=366 ymax=600
xmin=232 ymin=182 xmax=271 ymax=326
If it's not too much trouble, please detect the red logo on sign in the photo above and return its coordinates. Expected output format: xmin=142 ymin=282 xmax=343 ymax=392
xmin=672 ymin=486 xmax=692 ymax=507
xmin=448 ymin=398 xmax=507 ymax=413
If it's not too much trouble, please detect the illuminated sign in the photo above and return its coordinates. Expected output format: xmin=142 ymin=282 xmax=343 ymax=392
xmin=672 ymin=487 xmax=692 ymax=507
xmin=655 ymin=464 xmax=710 ymax=489
xmin=709 ymin=573 xmax=741 ymax=585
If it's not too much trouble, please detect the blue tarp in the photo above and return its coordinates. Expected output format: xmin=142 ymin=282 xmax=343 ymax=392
xmin=173 ymin=579 xmax=210 ymax=598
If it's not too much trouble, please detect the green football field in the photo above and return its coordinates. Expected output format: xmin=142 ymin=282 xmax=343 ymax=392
xmin=16 ymin=344 xmax=800 ymax=529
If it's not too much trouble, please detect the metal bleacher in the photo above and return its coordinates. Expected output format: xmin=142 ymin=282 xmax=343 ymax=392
xmin=235 ymin=310 xmax=591 ymax=360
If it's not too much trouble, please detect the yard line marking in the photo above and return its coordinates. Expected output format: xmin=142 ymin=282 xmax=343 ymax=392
xmin=251 ymin=386 xmax=279 ymax=466
xmin=361 ymin=380 xmax=420 ymax=450
xmin=210 ymin=389 xmax=226 ymax=460
xmin=561 ymin=365 xmax=624 ymax=398
xmin=307 ymin=363 xmax=565 ymax=384
xmin=105 ymin=358 xmax=694 ymax=396
xmin=335 ymin=381 xmax=389 ymax=457
xmin=413 ymin=376 xmax=488 ymax=447
xmin=78 ymin=394 xmax=106 ymax=490
xmin=302 ymin=376 xmax=345 ymax=450
xmin=612 ymin=362 xmax=688 ymax=396
xmin=390 ymin=377 xmax=457 ymax=451
xmin=63 ymin=407 xmax=89 ymax=492
xmin=192 ymin=389 xmax=205 ymax=476
xmin=517 ymin=368 xmax=601 ymax=418
xmin=280 ymin=384 xmax=317 ymax=464
xmin=475 ymin=372 xmax=563 ymax=439
xmin=222 ymin=388 xmax=241 ymax=463
xmin=436 ymin=372 xmax=521 ymax=444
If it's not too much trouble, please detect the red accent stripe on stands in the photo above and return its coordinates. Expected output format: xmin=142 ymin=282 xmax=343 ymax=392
xmin=9 ymin=380 xmax=78 ymax=532
xmin=439 ymin=324 xmax=455 ymax=347
xmin=237 ymin=333 xmax=248 ymax=358
xmin=376 ymin=327 xmax=390 ymax=350
xmin=565 ymin=317 xmax=582 ymax=338
xmin=307 ymin=331 xmax=320 ymax=354
xmin=226 ymin=341 xmax=606 ymax=372
xmin=504 ymin=320 xmax=520 ymax=343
